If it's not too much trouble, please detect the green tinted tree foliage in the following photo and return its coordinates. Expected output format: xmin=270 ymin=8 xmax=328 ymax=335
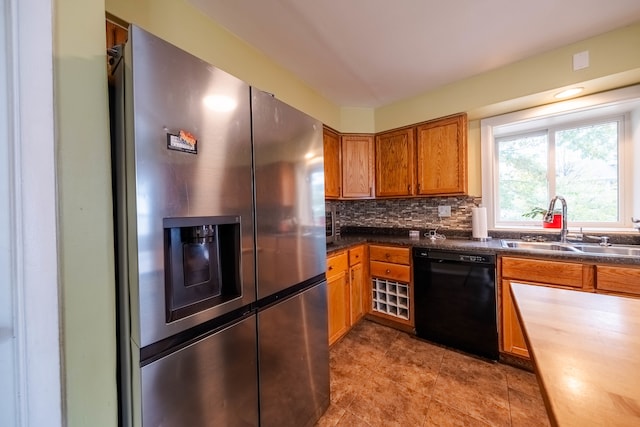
xmin=497 ymin=121 xmax=619 ymax=224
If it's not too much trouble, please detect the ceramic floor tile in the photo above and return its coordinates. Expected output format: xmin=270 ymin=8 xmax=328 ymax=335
xmin=346 ymin=372 xmax=429 ymax=427
xmin=316 ymin=320 xmax=550 ymax=427
xmin=431 ymin=369 xmax=511 ymax=427
xmin=424 ymin=399 xmax=493 ymax=427
xmin=314 ymin=404 xmax=346 ymax=427
xmin=501 ymin=363 xmax=542 ymax=398
xmin=508 ymin=387 xmax=551 ymax=427
xmin=373 ymin=335 xmax=443 ymax=397
xmin=335 ymin=410 xmax=374 ymax=427
xmin=329 ymin=353 xmax=365 ymax=407
xmin=439 ymin=350 xmax=509 ymax=399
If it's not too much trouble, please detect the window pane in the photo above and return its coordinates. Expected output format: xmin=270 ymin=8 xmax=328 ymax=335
xmin=555 ymin=122 xmax=619 ymax=222
xmin=497 ymin=133 xmax=548 ymax=221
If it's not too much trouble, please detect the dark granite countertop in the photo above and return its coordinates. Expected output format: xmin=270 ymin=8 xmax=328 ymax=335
xmin=327 ymin=229 xmax=640 ymax=266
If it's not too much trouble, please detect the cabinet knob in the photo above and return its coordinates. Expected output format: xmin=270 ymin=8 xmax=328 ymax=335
xmin=328 ymin=266 xmax=333 ymax=271
xmin=385 ymin=269 xmax=391 ymax=274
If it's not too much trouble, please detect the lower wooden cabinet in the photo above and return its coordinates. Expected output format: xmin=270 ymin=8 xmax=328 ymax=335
xmin=326 ymin=245 xmax=367 ymax=345
xmin=368 ymin=245 xmax=413 ymax=328
xmin=349 ymin=246 xmax=365 ymax=324
xmin=327 ymin=252 xmax=349 ymax=345
xmin=500 ymin=256 xmax=594 ymax=359
xmin=595 ymin=264 xmax=640 ymax=297
xmin=501 ymin=279 xmax=533 ymax=358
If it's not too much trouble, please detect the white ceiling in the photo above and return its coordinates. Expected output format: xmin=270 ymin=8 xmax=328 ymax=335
xmin=188 ymin=0 xmax=640 ymax=108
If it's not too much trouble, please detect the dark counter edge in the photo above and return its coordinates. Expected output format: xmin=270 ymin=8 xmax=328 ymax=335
xmin=327 ymin=227 xmax=640 ymax=266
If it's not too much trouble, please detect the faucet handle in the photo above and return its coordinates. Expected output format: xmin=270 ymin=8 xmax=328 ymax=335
xmin=566 ymin=231 xmax=583 ymax=242
xmin=599 ymin=236 xmax=611 ymax=246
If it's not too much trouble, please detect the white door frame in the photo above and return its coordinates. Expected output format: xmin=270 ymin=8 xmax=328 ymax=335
xmin=1 ymin=0 xmax=62 ymax=425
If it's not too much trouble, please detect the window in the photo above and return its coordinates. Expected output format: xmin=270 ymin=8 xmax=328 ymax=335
xmin=481 ymin=85 xmax=640 ymax=231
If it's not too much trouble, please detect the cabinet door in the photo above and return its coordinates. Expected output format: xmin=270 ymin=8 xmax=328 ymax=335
xmin=501 ymin=279 xmax=530 ymax=358
xmin=596 ymin=265 xmax=640 ymax=296
xmin=349 ymin=263 xmax=364 ymax=325
xmin=341 ymin=135 xmax=374 ymax=198
xmin=323 ymin=128 xmax=341 ymax=199
xmin=106 ymin=20 xmax=128 ymax=49
xmin=416 ymin=113 xmax=467 ymax=195
xmin=375 ymin=128 xmax=415 ymax=197
xmin=327 ymin=270 xmax=350 ymax=345
xmin=106 ymin=21 xmax=128 ymax=77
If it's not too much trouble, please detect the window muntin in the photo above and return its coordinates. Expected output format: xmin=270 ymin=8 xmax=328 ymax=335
xmin=493 ymin=116 xmax=624 ymax=228
xmin=496 ymin=131 xmax=548 ymax=223
xmin=554 ymin=120 xmax=620 ymax=223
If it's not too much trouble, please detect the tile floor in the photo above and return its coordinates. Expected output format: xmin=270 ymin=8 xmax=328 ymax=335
xmin=315 ymin=320 xmax=550 ymax=427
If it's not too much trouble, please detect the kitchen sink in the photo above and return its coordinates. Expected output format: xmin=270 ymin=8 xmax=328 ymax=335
xmin=571 ymin=244 xmax=640 ymax=257
xmin=501 ymin=240 xmax=640 ymax=257
xmin=500 ymin=240 xmax=582 ymax=252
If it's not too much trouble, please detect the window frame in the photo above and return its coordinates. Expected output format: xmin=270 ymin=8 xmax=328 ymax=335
xmin=481 ymin=85 xmax=640 ymax=232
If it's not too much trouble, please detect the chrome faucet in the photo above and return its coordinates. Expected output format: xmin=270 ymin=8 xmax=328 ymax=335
xmin=544 ymin=196 xmax=568 ymax=243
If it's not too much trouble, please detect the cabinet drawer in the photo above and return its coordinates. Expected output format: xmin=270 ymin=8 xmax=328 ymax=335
xmin=326 ymin=252 xmax=348 ymax=278
xmin=596 ymin=265 xmax=640 ymax=296
xmin=349 ymin=245 xmax=365 ymax=266
xmin=501 ymin=256 xmax=584 ymax=288
xmin=370 ymin=261 xmax=410 ymax=282
xmin=369 ymin=245 xmax=410 ymax=265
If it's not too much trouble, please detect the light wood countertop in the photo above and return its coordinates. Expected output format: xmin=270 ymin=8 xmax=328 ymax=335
xmin=510 ymin=283 xmax=640 ymax=427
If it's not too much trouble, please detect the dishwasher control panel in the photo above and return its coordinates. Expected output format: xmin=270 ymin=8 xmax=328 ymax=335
xmin=413 ymin=248 xmax=495 ymax=265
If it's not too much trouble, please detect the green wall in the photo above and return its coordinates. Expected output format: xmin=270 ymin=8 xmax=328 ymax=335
xmin=376 ymin=22 xmax=640 ymax=130
xmin=55 ymin=0 xmax=640 ymax=423
xmin=55 ymin=0 xmax=118 ymax=426
xmin=375 ymin=22 xmax=640 ymax=195
xmin=105 ymin=0 xmax=343 ymax=130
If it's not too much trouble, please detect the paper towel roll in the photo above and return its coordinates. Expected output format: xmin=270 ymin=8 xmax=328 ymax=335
xmin=472 ymin=207 xmax=488 ymax=239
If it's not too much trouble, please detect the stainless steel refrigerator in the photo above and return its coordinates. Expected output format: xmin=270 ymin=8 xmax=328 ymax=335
xmin=110 ymin=25 xmax=329 ymax=427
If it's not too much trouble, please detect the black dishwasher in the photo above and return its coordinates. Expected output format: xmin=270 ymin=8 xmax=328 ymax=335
xmin=413 ymin=248 xmax=498 ymax=360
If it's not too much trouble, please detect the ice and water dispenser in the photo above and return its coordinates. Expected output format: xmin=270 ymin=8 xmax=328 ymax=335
xmin=163 ymin=216 xmax=242 ymax=322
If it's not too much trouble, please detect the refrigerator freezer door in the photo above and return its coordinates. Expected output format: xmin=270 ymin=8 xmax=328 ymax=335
xmin=116 ymin=25 xmax=255 ymax=347
xmin=258 ymin=282 xmax=330 ymax=427
xmin=140 ymin=314 xmax=259 ymax=427
xmin=251 ymin=90 xmax=326 ymax=299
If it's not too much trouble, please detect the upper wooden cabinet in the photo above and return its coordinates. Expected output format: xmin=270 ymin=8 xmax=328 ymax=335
xmin=323 ymin=128 xmax=375 ymax=200
xmin=375 ymin=127 xmax=415 ymax=197
xmin=106 ymin=21 xmax=128 ymax=49
xmin=323 ymin=127 xmax=341 ymax=199
xmin=106 ymin=20 xmax=128 ymax=77
xmin=416 ymin=113 xmax=467 ymax=195
xmin=341 ymin=134 xmax=374 ymax=198
xmin=374 ymin=113 xmax=468 ymax=198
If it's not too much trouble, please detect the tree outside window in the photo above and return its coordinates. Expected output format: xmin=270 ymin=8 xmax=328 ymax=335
xmin=496 ymin=118 xmax=621 ymax=226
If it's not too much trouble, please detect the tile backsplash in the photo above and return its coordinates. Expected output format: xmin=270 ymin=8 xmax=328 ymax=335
xmin=327 ymin=197 xmax=640 ymax=244
xmin=327 ymin=196 xmax=482 ymax=235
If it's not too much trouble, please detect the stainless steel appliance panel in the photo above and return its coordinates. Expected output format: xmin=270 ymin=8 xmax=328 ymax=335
xmin=257 ymin=282 xmax=330 ymax=427
xmin=140 ymin=314 xmax=259 ymax=427
xmin=121 ymin=26 xmax=255 ymax=346
xmin=251 ymin=90 xmax=326 ymax=298
xmin=325 ymin=204 xmax=336 ymax=244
